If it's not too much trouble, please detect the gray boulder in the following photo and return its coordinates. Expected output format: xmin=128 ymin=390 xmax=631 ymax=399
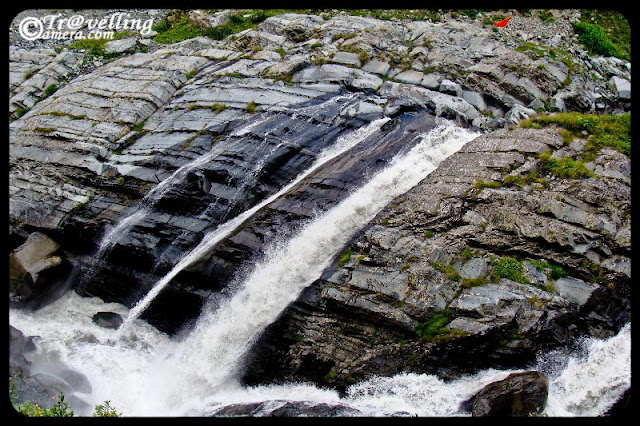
xmin=9 ymin=232 xmax=70 ymax=305
xmin=610 ymin=76 xmax=631 ymax=100
xmin=104 ymin=38 xmax=138 ymax=55
xmin=471 ymin=371 xmax=548 ymax=416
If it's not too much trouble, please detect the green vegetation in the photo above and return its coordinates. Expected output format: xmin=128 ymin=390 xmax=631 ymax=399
xmin=577 ymin=10 xmax=630 ymax=60
xmin=10 ymin=385 xmax=120 ymax=417
xmin=14 ymin=107 xmax=30 ymax=119
xmin=338 ymin=248 xmax=354 ymax=267
xmin=69 ymin=31 xmax=132 ymax=59
xmin=422 ymin=229 xmax=435 ymax=239
xmin=461 ymin=276 xmax=488 ymax=289
xmin=538 ymin=152 xmax=594 ymax=179
xmin=529 ymin=259 xmax=568 ymax=280
xmin=482 ymin=13 xmax=508 ymax=27
xmin=211 ymin=103 xmax=227 ymax=115
xmin=323 ymin=369 xmax=338 ymax=380
xmin=492 ymin=257 xmax=529 ymax=284
xmin=246 ymin=101 xmax=258 ymax=113
xmin=92 ymin=401 xmax=121 ymax=417
xmin=520 ymin=112 xmax=630 ymax=161
xmin=416 ymin=311 xmax=451 ymax=340
xmin=186 ymin=69 xmax=199 ymax=79
xmin=461 ymin=9 xmax=481 ymax=19
xmin=538 ymin=10 xmax=554 ymax=23
xmin=502 ymin=173 xmax=550 ymax=189
xmin=44 ymin=84 xmax=58 ymax=97
xmin=474 ymin=179 xmax=502 ymax=190
xmin=153 ymin=17 xmax=202 ymax=44
xmin=202 ymin=10 xmax=281 ymax=41
xmin=416 ymin=309 xmax=469 ymax=342
xmin=432 ymin=262 xmax=460 ymax=281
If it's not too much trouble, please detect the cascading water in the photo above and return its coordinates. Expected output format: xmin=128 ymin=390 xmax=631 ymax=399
xmin=117 ymin=116 xmax=392 ymax=334
xmin=8 ymin=119 xmax=631 ymax=417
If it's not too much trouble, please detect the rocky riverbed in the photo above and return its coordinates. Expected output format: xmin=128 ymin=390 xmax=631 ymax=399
xmin=9 ymin=9 xmax=631 ymax=417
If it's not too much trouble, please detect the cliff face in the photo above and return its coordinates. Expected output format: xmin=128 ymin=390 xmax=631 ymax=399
xmin=9 ymin=9 xmax=631 ymax=396
xmin=242 ymin=125 xmax=630 ymax=388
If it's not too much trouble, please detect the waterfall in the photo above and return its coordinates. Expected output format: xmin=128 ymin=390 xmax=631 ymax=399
xmin=8 ymin=118 xmax=630 ymax=418
xmin=117 ymin=116 xmax=392 ymax=334
xmin=124 ymin=119 xmax=478 ymax=414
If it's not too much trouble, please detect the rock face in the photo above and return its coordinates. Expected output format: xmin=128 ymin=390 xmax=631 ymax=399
xmin=470 ymin=371 xmax=548 ymax=417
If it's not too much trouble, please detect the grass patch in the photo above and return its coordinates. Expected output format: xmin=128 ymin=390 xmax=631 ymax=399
xmin=492 ymin=257 xmax=529 ymax=284
xmin=153 ymin=17 xmax=203 ymax=44
xmin=520 ymin=112 xmax=630 ymax=161
xmin=422 ymin=229 xmax=435 ymax=239
xmin=432 ymin=262 xmax=460 ymax=281
xmin=246 ymin=101 xmax=258 ymax=113
xmin=474 ymin=179 xmax=502 ymax=190
xmin=538 ymin=152 xmax=594 ymax=179
xmin=461 ymin=277 xmax=488 ymax=289
xmin=211 ymin=103 xmax=227 ymax=115
xmin=578 ymin=10 xmax=630 ymax=60
xmin=338 ymin=248 xmax=354 ymax=267
xmin=502 ymin=173 xmax=550 ymax=189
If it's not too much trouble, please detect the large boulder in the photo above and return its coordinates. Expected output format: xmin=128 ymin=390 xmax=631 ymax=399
xmin=471 ymin=371 xmax=548 ymax=417
xmin=9 ymin=232 xmax=71 ymax=307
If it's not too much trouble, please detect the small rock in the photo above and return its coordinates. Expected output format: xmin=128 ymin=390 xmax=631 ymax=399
xmin=92 ymin=312 xmax=124 ymax=330
xmin=104 ymin=38 xmax=137 ymax=55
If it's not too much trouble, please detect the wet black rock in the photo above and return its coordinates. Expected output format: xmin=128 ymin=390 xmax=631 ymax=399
xmin=470 ymin=371 xmax=548 ymax=417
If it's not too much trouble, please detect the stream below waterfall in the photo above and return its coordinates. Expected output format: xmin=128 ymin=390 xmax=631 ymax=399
xmin=9 ymin=119 xmax=630 ymax=417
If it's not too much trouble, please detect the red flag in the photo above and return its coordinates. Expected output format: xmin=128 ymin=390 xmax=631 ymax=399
xmin=493 ymin=16 xmax=512 ymax=27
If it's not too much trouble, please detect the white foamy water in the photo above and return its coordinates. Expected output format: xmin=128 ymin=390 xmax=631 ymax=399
xmin=118 ymin=116 xmax=392 ymax=332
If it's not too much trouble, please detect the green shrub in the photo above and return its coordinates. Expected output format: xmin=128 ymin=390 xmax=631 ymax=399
xmin=492 ymin=257 xmax=529 ymax=284
xmin=521 ymin=112 xmax=630 ymax=160
xmin=578 ymin=10 xmax=630 ymax=60
xmin=474 ymin=179 xmax=502 ymax=190
xmin=92 ymin=401 xmax=121 ymax=417
xmin=422 ymin=229 xmax=435 ymax=239
xmin=416 ymin=311 xmax=451 ymax=340
xmin=572 ymin=21 xmax=623 ymax=59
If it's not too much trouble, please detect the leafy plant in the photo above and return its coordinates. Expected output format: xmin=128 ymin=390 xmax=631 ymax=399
xmin=492 ymin=257 xmax=529 ymax=284
xmin=93 ymin=401 xmax=121 ymax=417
